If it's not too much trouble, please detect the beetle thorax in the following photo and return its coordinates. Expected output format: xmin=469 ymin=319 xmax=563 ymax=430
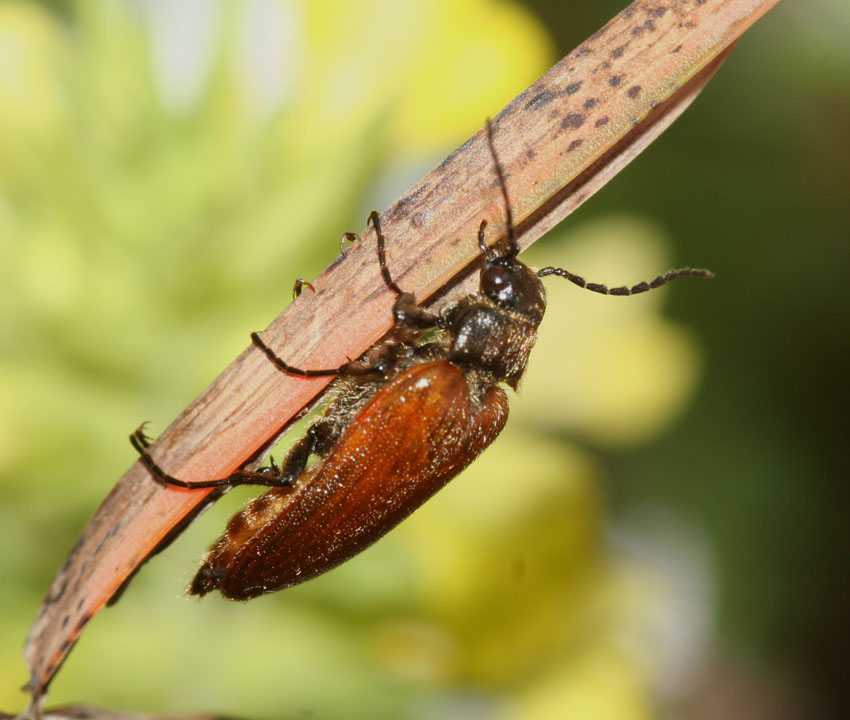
xmin=444 ymin=258 xmax=546 ymax=389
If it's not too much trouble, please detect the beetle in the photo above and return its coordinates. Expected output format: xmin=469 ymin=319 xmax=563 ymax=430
xmin=131 ymin=121 xmax=712 ymax=600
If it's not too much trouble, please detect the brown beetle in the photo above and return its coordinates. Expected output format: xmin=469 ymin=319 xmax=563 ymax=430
xmin=132 ymin=122 xmax=712 ymax=600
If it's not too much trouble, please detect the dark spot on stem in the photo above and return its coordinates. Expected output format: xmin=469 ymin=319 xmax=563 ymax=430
xmin=595 ymin=116 xmax=610 ymax=128
xmin=94 ymin=522 xmax=121 ymax=556
xmin=76 ymin=612 xmax=93 ymax=632
xmin=525 ymin=90 xmax=558 ymax=110
xmin=567 ymin=139 xmax=584 ymax=153
xmin=609 ymin=75 xmax=624 ymax=87
xmin=566 ymin=81 xmax=582 ymax=95
xmin=561 ymin=113 xmax=585 ymax=129
xmin=627 ymin=85 xmax=642 ymax=99
xmin=584 ymin=98 xmax=598 ymax=110
xmin=612 ymin=44 xmax=627 ymax=59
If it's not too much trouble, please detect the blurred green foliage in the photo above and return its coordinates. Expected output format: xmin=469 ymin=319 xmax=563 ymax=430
xmin=525 ymin=1 xmax=850 ymax=717
xmin=2 ymin=1 xmax=847 ymax=718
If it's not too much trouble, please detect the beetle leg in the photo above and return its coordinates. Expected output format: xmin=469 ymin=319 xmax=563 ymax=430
xmin=131 ymin=427 xmax=240 ymax=489
xmin=391 ymin=291 xmax=443 ymax=330
xmin=371 ymin=210 xmax=403 ymax=297
xmin=228 ymin=418 xmax=335 ymax=487
xmin=130 ymin=417 xmax=335 ymax=490
xmin=254 ymin=209 xmax=451 ymax=381
xmin=250 ymin=332 xmax=350 ymax=377
xmin=253 ymin=329 xmax=404 ymax=383
xmin=370 ymin=211 xmax=445 ymax=330
xmin=268 ymin=420 xmax=335 ymax=484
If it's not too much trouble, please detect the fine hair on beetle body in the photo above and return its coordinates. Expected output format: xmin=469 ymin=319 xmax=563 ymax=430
xmin=131 ymin=120 xmax=713 ymax=600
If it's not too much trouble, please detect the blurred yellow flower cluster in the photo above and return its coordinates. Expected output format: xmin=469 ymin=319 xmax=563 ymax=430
xmin=0 ymin=2 xmax=710 ymax=718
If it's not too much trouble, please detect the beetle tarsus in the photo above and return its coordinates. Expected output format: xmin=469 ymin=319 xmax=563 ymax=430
xmin=340 ymin=231 xmax=358 ymax=254
xmin=133 ymin=423 xmax=153 ymax=448
xmin=291 ymin=278 xmax=315 ymax=299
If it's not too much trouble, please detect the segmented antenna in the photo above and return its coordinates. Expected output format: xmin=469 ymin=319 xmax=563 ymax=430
xmin=484 ymin=119 xmax=519 ymax=260
xmin=537 ymin=265 xmax=714 ymax=294
xmin=482 ymin=119 xmax=714 ymax=292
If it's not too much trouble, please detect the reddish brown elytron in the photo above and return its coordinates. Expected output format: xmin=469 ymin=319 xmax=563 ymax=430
xmin=192 ymin=363 xmax=507 ymax=598
xmin=132 ymin=121 xmax=712 ymax=600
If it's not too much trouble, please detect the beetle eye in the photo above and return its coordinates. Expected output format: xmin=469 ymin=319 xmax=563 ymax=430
xmin=481 ymin=264 xmax=514 ymax=304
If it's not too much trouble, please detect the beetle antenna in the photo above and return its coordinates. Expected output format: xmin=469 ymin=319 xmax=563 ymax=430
xmin=537 ymin=265 xmax=714 ymax=295
xmin=484 ymin=119 xmax=519 ymax=260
